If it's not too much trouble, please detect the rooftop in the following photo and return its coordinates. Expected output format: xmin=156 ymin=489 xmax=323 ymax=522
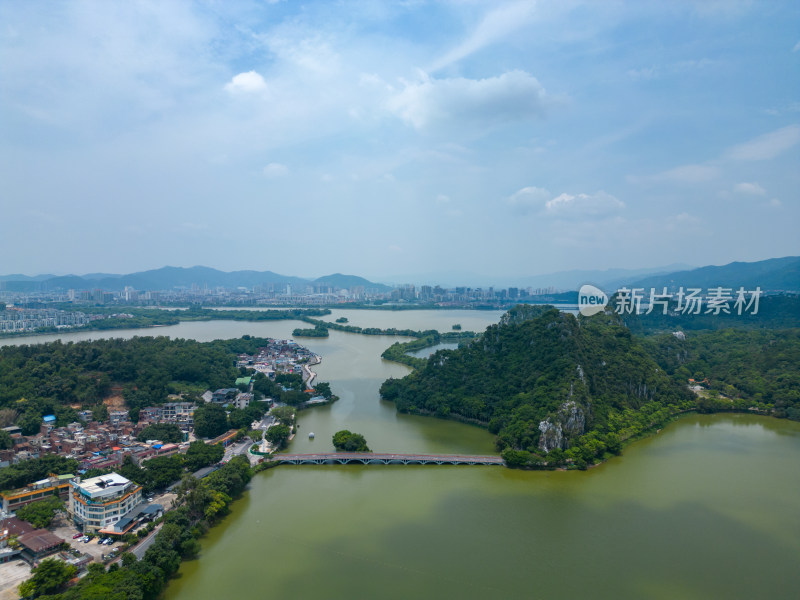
xmin=75 ymin=472 xmax=135 ymax=499
xmin=18 ymin=529 xmax=63 ymax=553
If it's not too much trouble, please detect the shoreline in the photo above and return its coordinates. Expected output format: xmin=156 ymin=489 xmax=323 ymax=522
xmin=302 ymin=354 xmax=321 ymax=387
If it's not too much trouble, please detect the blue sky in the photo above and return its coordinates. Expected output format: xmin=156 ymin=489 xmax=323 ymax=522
xmin=1 ymin=0 xmax=798 ymax=283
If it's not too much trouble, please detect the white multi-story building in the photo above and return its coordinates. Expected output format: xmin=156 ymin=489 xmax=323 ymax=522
xmin=68 ymin=473 xmax=142 ymax=533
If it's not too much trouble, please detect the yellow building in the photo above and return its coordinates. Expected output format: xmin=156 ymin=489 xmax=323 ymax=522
xmin=0 ymin=474 xmax=76 ymax=513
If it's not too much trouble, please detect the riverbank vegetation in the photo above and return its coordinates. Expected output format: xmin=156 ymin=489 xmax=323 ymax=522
xmin=292 ymin=323 xmax=330 ymax=337
xmin=0 ymin=306 xmax=331 ymax=339
xmin=380 ymin=331 xmax=476 ymax=369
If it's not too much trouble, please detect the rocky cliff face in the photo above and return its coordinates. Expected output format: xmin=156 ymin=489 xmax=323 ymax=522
xmin=538 ymin=400 xmax=588 ymax=452
xmin=538 ymin=419 xmax=563 ymax=452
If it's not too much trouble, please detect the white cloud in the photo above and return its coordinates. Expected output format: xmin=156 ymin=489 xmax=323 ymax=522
xmin=508 ymin=187 xmax=624 ymax=220
xmin=508 ymin=186 xmax=551 ymax=214
xmin=793 ymin=41 xmax=800 ymax=52
xmin=388 ymin=70 xmax=550 ymax=130
xmin=263 ymin=163 xmax=289 ymax=178
xmin=733 ymin=182 xmax=766 ymax=196
xmin=769 ymin=198 xmax=782 ymax=208
xmin=429 ymin=1 xmax=536 ymax=72
xmin=435 ymin=194 xmax=451 ymax=204
xmin=224 ymin=71 xmax=268 ymax=94
xmin=725 ymin=124 xmax=800 ymax=161
xmin=544 ymin=192 xmax=624 ymax=219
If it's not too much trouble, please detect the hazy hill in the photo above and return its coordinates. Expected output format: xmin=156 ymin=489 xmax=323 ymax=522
xmin=0 ymin=266 xmax=388 ymax=293
xmin=513 ymin=263 xmax=694 ymax=291
xmin=313 ymin=273 xmax=393 ymax=292
xmin=0 ymin=274 xmax=56 ymax=282
xmin=629 ymin=256 xmax=800 ymax=292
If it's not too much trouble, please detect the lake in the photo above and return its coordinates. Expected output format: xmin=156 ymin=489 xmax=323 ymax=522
xmin=4 ymin=310 xmax=799 ymax=599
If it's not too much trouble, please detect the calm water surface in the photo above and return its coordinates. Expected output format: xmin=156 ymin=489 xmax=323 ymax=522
xmin=4 ymin=312 xmax=799 ymax=599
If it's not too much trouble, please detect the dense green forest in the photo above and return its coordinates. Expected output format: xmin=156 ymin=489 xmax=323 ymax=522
xmin=380 ymin=305 xmax=695 ymax=468
xmin=641 ymin=328 xmax=800 ymax=419
xmin=622 ymin=293 xmax=800 ymax=333
xmin=0 ymin=336 xmax=328 ymax=434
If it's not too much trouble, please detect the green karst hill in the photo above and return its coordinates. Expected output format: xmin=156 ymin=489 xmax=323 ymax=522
xmin=380 ymin=305 xmax=696 ymax=468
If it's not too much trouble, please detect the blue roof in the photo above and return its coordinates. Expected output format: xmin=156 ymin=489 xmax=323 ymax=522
xmin=43 ymin=415 xmax=56 ymax=422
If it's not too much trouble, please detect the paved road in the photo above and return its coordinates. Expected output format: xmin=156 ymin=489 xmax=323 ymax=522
xmin=223 ymin=439 xmax=252 ymax=462
xmin=132 ymin=523 xmax=162 ymax=560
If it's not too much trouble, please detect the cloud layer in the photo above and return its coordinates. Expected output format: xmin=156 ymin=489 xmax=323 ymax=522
xmin=0 ymin=0 xmax=797 ymax=279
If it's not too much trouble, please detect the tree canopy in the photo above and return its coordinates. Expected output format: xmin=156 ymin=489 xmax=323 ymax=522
xmin=137 ymin=423 xmax=183 ymax=443
xmin=332 ymin=430 xmax=370 ymax=452
xmin=192 ymin=404 xmax=229 ymax=439
xmin=16 ymin=496 xmax=63 ymax=528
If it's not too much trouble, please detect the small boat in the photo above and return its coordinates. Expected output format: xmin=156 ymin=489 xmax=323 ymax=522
xmin=308 ymin=432 xmax=315 ymax=439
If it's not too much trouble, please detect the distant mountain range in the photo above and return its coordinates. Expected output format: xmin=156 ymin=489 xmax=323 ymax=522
xmin=514 ymin=256 xmax=799 ymax=293
xmin=0 ymin=266 xmax=393 ymax=293
xmin=627 ymin=256 xmax=800 ymax=292
xmin=514 ymin=264 xmax=696 ymax=292
xmin=1 ymin=257 xmax=797 ymax=294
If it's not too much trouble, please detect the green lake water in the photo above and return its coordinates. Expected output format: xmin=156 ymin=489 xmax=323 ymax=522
xmin=4 ymin=311 xmax=799 ymax=599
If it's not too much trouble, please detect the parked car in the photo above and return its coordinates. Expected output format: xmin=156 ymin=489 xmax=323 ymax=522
xmin=72 ymin=533 xmax=82 ymax=539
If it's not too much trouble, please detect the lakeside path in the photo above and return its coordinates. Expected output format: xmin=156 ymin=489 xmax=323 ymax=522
xmin=302 ymin=354 xmax=321 ymax=387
